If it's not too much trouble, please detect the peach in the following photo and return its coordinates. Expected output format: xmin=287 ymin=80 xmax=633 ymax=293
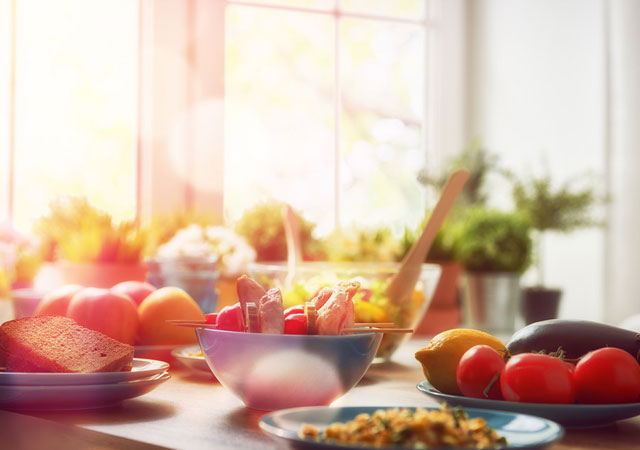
xmin=34 ymin=284 xmax=84 ymax=317
xmin=111 ymin=280 xmax=156 ymax=306
xmin=137 ymin=287 xmax=204 ymax=345
xmin=67 ymin=287 xmax=139 ymax=345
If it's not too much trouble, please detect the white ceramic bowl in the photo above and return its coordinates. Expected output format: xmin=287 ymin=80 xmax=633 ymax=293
xmin=196 ymin=328 xmax=382 ymax=410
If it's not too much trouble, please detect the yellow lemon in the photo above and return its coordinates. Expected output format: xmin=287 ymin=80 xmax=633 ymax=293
xmin=415 ymin=328 xmax=506 ymax=395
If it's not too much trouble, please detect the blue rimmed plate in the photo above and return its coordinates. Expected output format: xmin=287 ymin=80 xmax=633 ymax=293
xmin=417 ymin=380 xmax=640 ymax=428
xmin=259 ymin=405 xmax=563 ymax=449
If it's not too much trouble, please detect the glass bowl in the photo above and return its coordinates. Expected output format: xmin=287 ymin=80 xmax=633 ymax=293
xmin=196 ymin=328 xmax=382 ymax=410
xmin=248 ymin=262 xmax=440 ymax=360
xmin=146 ymin=256 xmax=219 ymax=314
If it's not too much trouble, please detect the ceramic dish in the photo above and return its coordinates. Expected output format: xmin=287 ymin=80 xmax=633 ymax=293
xmin=0 ymin=358 xmax=169 ymax=386
xmin=259 ymin=405 xmax=563 ymax=449
xmin=0 ymin=372 xmax=170 ymax=411
xmin=197 ymin=328 xmax=382 ymax=410
xmin=171 ymin=345 xmax=212 ymax=375
xmin=417 ymin=380 xmax=640 ymax=428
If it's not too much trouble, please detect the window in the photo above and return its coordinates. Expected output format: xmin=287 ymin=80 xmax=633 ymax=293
xmin=224 ymin=0 xmax=434 ymax=234
xmin=3 ymin=0 xmax=139 ymax=231
xmin=3 ymin=0 xmax=443 ymax=238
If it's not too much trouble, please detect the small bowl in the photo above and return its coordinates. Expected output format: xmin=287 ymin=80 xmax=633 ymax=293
xmin=195 ymin=328 xmax=382 ymax=410
xmin=248 ymin=262 xmax=441 ymax=360
xmin=11 ymin=288 xmax=46 ymax=319
xmin=146 ymin=256 xmax=219 ymax=314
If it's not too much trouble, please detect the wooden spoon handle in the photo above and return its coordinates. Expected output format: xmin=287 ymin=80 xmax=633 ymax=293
xmin=385 ymin=168 xmax=470 ymax=304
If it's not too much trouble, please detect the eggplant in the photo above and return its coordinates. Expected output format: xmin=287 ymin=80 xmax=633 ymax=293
xmin=507 ymin=319 xmax=640 ymax=360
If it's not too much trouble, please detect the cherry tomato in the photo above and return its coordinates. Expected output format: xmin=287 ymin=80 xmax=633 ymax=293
xmin=284 ymin=305 xmax=305 ymax=317
xmin=500 ymin=353 xmax=575 ymax=404
xmin=574 ymin=347 xmax=640 ymax=404
xmin=216 ymin=303 xmax=245 ymax=332
xmin=205 ymin=313 xmax=218 ymax=325
xmin=456 ymin=345 xmax=505 ymax=400
xmin=284 ymin=313 xmax=307 ymax=335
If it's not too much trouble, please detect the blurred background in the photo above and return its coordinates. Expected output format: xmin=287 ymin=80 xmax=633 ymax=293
xmin=1 ymin=0 xmax=639 ymax=329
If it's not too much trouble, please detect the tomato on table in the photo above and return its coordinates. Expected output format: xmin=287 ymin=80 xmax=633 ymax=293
xmin=500 ymin=353 xmax=575 ymax=404
xmin=574 ymin=347 xmax=640 ymax=404
xmin=456 ymin=345 xmax=505 ymax=400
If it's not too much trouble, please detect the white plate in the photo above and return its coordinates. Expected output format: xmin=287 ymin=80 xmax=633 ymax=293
xmin=260 ymin=405 xmax=563 ymax=450
xmin=0 ymin=372 xmax=170 ymax=411
xmin=0 ymin=358 xmax=169 ymax=386
xmin=171 ymin=345 xmax=212 ymax=375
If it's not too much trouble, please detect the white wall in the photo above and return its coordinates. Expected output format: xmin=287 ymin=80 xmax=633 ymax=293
xmin=467 ymin=0 xmax=607 ymax=321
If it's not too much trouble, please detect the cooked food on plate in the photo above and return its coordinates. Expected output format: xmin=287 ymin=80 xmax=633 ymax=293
xmin=300 ymin=404 xmax=507 ymax=448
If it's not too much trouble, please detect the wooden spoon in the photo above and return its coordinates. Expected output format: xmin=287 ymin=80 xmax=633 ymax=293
xmin=385 ymin=168 xmax=470 ymax=305
xmin=282 ymin=204 xmax=303 ymax=287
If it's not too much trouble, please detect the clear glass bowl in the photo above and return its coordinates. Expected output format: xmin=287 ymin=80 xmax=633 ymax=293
xmin=248 ymin=261 xmax=440 ymax=361
xmin=146 ymin=256 xmax=219 ymax=313
xmin=196 ymin=328 xmax=382 ymax=410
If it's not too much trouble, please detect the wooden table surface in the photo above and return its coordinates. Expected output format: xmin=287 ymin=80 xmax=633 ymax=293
xmin=1 ymin=338 xmax=639 ymax=450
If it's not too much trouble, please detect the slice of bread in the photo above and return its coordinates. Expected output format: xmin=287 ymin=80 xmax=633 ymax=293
xmin=0 ymin=316 xmax=134 ymax=373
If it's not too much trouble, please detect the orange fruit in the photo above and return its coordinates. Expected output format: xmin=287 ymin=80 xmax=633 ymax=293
xmin=415 ymin=328 xmax=506 ymax=395
xmin=137 ymin=287 xmax=204 ymax=345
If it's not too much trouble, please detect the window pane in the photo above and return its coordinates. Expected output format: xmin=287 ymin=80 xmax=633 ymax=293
xmin=340 ymin=0 xmax=425 ymax=19
xmin=225 ymin=5 xmax=335 ymax=233
xmin=13 ymin=0 xmax=138 ymax=230
xmin=229 ymin=0 xmax=335 ymax=9
xmin=340 ymin=19 xmax=425 ymax=231
xmin=0 ymin=0 xmax=10 ymax=220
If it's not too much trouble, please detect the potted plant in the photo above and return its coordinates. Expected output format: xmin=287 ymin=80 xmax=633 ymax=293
xmin=34 ymin=196 xmax=147 ymax=288
xmin=454 ymin=207 xmax=533 ymax=333
xmin=234 ymin=200 xmax=324 ymax=262
xmin=508 ymin=170 xmax=604 ymax=324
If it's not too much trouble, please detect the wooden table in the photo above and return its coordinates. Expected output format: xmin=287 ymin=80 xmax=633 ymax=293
xmin=1 ymin=339 xmax=639 ymax=449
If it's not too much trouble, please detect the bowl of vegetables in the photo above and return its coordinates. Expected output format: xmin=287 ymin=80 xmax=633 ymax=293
xmin=247 ymin=262 xmax=440 ymax=360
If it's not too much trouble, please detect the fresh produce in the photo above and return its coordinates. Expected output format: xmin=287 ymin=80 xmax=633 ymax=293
xmin=456 ymin=345 xmax=505 ymax=400
xmin=500 ymin=353 xmax=575 ymax=404
xmin=34 ymin=284 xmax=84 ymax=317
xmin=574 ymin=348 xmax=640 ymax=404
xmin=67 ymin=288 xmax=139 ymax=345
xmin=415 ymin=329 xmax=507 ymax=396
xmin=507 ymin=319 xmax=640 ymax=360
xmin=137 ymin=287 xmax=204 ymax=344
xmin=111 ymin=281 xmax=156 ymax=306
xmin=217 ymin=304 xmax=245 ymax=332
xmin=284 ymin=313 xmax=307 ymax=335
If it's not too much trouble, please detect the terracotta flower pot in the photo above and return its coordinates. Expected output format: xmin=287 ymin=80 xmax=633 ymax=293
xmin=415 ymin=262 xmax=463 ymax=335
xmin=54 ymin=260 xmax=147 ymax=288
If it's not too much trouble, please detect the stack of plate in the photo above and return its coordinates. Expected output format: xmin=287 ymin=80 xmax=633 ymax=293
xmin=0 ymin=358 xmax=170 ymax=411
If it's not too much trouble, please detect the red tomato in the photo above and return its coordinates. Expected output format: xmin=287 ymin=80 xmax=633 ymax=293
xmin=574 ymin=347 xmax=640 ymax=404
xmin=216 ymin=303 xmax=245 ymax=332
xmin=500 ymin=353 xmax=575 ymax=404
xmin=456 ymin=345 xmax=505 ymax=400
xmin=284 ymin=305 xmax=305 ymax=317
xmin=284 ymin=313 xmax=307 ymax=335
xmin=205 ymin=313 xmax=218 ymax=325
